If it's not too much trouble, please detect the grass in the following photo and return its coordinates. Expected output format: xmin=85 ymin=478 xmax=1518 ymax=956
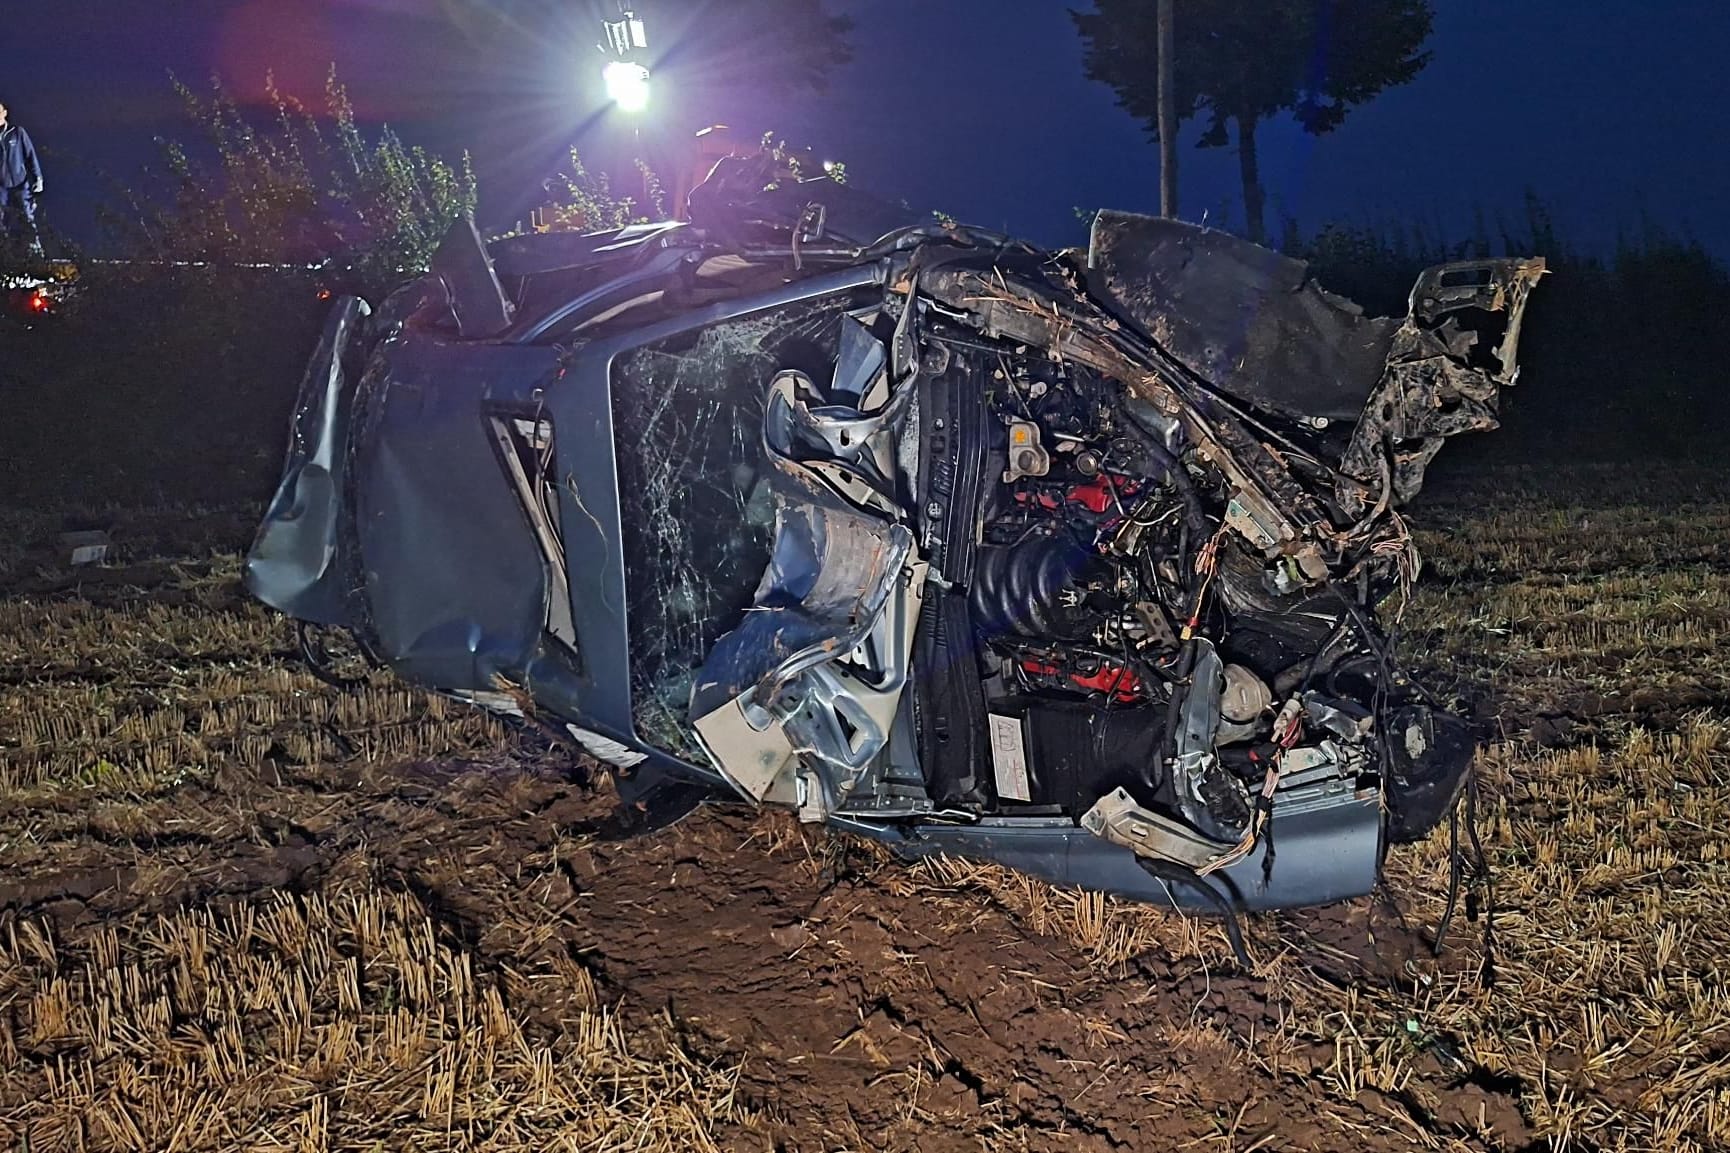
xmin=0 ymin=552 xmax=506 ymax=804
xmin=1 ymin=889 xmax=749 ymax=1151
xmin=0 ymin=508 xmax=760 ymax=1151
xmin=3 ymin=466 xmax=1730 ymax=1150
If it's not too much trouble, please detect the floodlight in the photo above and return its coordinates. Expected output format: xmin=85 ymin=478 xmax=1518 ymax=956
xmin=603 ymin=59 xmax=651 ymax=112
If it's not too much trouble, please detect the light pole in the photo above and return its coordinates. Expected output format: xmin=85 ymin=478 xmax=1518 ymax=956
xmin=601 ymin=7 xmax=651 ymax=113
xmin=1157 ymin=0 xmax=1177 ymax=218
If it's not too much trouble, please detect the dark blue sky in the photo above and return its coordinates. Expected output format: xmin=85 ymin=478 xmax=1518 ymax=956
xmin=12 ymin=0 xmax=1730 ymax=254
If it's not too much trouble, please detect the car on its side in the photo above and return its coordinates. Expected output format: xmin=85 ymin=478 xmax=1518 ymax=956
xmin=246 ymin=156 xmax=1543 ymax=918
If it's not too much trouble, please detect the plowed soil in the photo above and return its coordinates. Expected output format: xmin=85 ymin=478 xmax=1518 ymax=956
xmin=4 ymin=467 xmax=1730 ymax=1151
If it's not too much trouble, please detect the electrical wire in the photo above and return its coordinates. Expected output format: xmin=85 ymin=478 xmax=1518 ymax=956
xmin=1198 ymin=699 xmax=1304 ymax=876
xmin=1181 ymin=525 xmax=1230 ymax=641
xmin=1432 ymin=799 xmax=1465 ymax=956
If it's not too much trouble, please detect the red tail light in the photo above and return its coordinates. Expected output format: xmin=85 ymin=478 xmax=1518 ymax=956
xmin=26 ymin=290 xmax=48 ymax=313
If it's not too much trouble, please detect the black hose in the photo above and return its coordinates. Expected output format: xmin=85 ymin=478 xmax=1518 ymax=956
xmin=1054 ymin=643 xmax=1180 ymax=688
xmin=1136 ymin=857 xmax=1253 ymax=969
xmin=1463 ymin=774 xmax=1497 ymax=989
xmin=1175 ymin=520 xmax=1192 ymax=598
xmin=1124 ymin=415 xmax=1211 ymax=546
xmin=297 ymin=620 xmax=380 ymax=691
xmin=1259 ymin=795 xmax=1278 ymax=887
xmin=1296 ymin=616 xmax=1356 ymax=696
xmin=1327 ymin=581 xmax=1443 ymax=711
xmin=1432 ymin=800 xmax=1464 ymax=956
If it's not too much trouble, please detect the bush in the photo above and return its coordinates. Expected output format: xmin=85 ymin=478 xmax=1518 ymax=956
xmin=108 ymin=68 xmax=476 ymax=302
xmin=0 ymin=68 xmax=482 ymax=510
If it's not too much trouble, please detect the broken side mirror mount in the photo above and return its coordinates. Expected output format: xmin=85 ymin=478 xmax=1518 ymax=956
xmin=428 ymin=214 xmax=515 ymax=338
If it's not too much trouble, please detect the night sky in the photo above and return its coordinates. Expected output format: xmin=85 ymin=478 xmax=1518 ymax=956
xmin=11 ymin=0 xmax=1730 ymax=254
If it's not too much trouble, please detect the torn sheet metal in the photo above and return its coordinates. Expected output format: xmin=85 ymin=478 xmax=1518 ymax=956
xmin=1338 ymin=258 xmax=1548 ymax=511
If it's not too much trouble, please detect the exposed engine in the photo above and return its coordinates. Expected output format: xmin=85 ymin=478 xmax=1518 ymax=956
xmin=674 ymin=201 xmax=1540 ymax=897
xmin=955 ymin=353 xmax=1300 ymax=851
xmin=897 ymin=257 xmax=1504 ymax=868
xmin=970 ymin=356 xmax=1189 ymax=668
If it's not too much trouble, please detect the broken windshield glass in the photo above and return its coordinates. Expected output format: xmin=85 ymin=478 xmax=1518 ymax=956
xmin=609 ymin=293 xmax=870 ymax=757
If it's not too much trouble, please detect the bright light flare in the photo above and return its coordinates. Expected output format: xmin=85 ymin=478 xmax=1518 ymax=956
xmin=603 ymin=60 xmax=651 ymax=113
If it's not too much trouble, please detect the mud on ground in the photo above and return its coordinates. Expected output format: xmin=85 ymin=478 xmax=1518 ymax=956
xmin=2 ymin=468 xmax=1729 ymax=1151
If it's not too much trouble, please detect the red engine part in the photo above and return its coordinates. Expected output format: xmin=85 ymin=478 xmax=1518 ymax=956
xmin=1066 ymin=474 xmax=1139 ymax=515
xmin=1021 ymin=657 xmax=1144 ymax=702
xmin=1013 ymin=490 xmax=1061 ymax=510
xmin=1012 ymin=475 xmax=1141 ymax=516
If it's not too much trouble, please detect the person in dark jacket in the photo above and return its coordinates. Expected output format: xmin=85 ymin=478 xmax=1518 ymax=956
xmin=0 ymin=102 xmax=44 ymax=256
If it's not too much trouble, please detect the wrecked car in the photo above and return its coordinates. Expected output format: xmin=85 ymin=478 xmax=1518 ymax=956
xmin=246 ymin=155 xmax=1543 ymax=915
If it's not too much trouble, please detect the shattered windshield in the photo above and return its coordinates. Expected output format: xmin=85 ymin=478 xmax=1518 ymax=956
xmin=609 ymin=294 xmax=863 ymax=757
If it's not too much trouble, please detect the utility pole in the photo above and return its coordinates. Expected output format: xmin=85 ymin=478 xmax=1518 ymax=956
xmin=1156 ymin=0 xmax=1177 ymax=218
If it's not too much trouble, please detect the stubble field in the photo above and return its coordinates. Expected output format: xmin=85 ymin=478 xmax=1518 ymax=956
xmin=3 ymin=464 xmax=1730 ymax=1152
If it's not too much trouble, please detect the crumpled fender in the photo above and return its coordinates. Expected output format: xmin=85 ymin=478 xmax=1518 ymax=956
xmin=244 ymin=296 xmax=371 ymax=627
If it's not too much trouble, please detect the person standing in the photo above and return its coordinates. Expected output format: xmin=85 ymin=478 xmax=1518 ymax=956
xmin=0 ymin=101 xmax=44 ymax=257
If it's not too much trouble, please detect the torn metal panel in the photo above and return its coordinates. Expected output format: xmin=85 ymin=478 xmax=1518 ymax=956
xmin=691 ymin=308 xmax=927 ymax=814
xmin=1081 ymin=787 xmax=1232 ymax=871
xmin=1087 ymin=211 xmax=1399 ymax=422
xmin=1338 ymin=258 xmax=1547 ymax=512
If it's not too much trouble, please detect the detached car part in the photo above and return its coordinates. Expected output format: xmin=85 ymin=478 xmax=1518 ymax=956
xmin=247 ymin=159 xmax=1543 ymax=912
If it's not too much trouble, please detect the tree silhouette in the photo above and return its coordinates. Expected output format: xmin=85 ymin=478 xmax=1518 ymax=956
xmin=1073 ymin=0 xmax=1433 ymax=243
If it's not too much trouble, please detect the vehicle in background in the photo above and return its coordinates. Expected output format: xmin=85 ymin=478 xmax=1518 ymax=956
xmin=2 ymin=259 xmax=76 ymax=320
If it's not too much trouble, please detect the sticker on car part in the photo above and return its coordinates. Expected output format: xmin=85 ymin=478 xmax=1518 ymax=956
xmin=566 ymin=724 xmax=649 ymax=769
xmin=989 ymin=714 xmax=1031 ymax=802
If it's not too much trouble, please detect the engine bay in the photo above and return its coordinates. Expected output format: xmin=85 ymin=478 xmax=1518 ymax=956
xmin=685 ymin=216 xmax=1542 ymax=887
xmin=916 ymin=323 xmax=1452 ymax=873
